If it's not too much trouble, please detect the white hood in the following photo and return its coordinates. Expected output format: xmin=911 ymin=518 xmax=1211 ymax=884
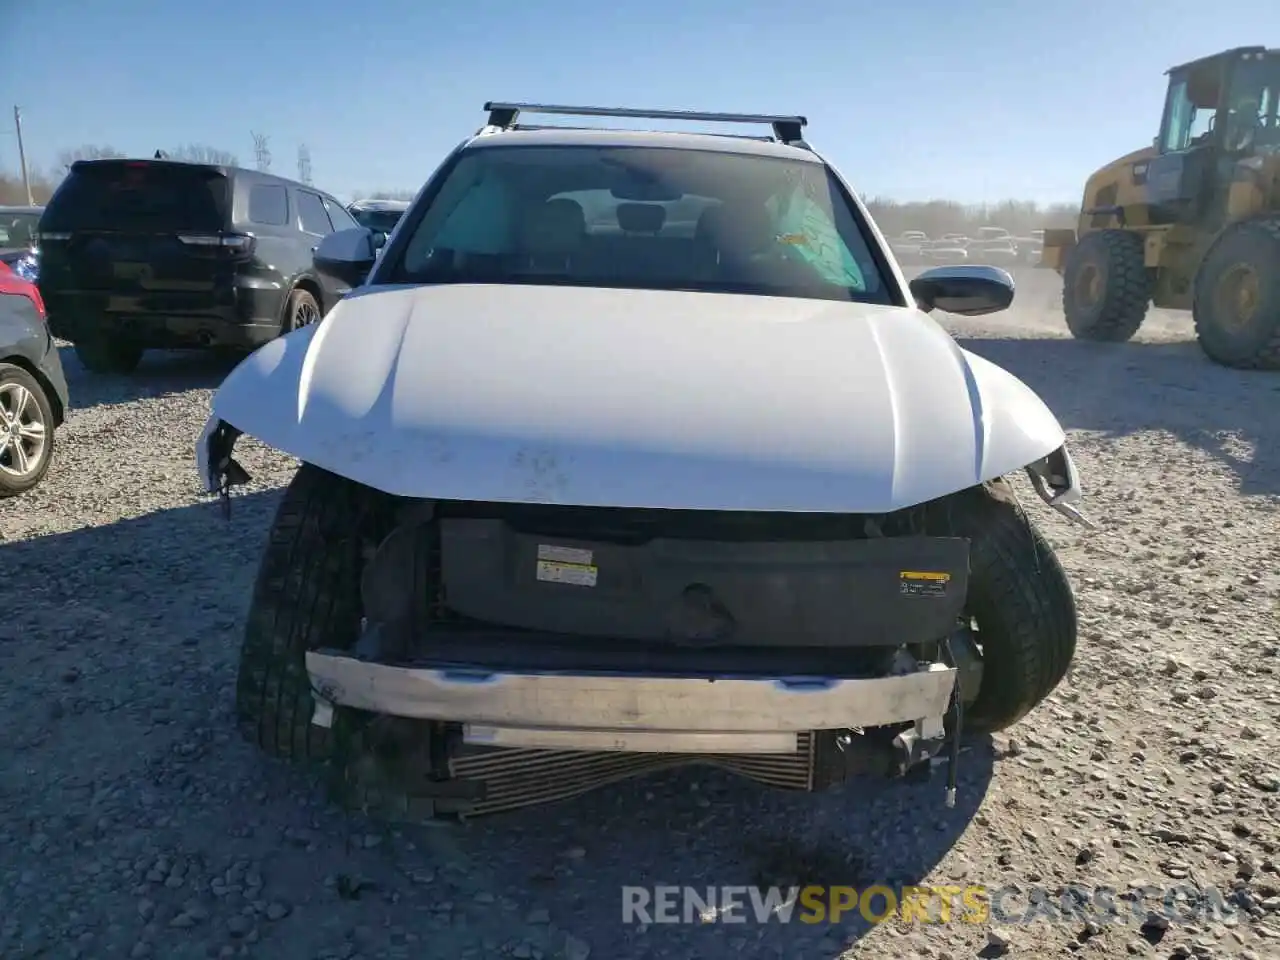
xmin=208 ymin=283 xmax=1066 ymax=513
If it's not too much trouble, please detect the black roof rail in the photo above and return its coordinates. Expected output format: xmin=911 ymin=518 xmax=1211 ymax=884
xmin=482 ymin=102 xmax=808 ymax=144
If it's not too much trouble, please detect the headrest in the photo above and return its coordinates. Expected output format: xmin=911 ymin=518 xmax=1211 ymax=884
xmin=695 ymin=203 xmax=776 ymax=256
xmin=616 ymin=202 xmax=666 ymax=234
xmin=520 ymin=198 xmax=586 ymax=253
xmin=695 ymin=206 xmax=726 ymax=244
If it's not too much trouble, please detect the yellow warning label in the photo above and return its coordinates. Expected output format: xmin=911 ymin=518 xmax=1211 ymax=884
xmin=899 ymin=571 xmax=950 ymax=598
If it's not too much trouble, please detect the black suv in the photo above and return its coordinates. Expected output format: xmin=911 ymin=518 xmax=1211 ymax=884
xmin=37 ymin=158 xmax=361 ymax=373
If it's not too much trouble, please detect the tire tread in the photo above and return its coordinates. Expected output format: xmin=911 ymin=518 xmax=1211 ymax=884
xmin=1063 ymin=229 xmax=1150 ymax=342
xmin=235 ymin=465 xmax=373 ymax=762
xmin=1192 ymin=217 xmax=1280 ymax=370
xmin=937 ymin=482 xmax=1078 ymax=733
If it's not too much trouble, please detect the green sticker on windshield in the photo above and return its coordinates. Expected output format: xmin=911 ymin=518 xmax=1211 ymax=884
xmin=775 ymin=190 xmax=866 ymax=290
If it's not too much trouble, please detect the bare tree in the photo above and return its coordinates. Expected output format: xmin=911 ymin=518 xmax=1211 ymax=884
xmin=54 ymin=144 xmax=125 ymax=177
xmin=0 ymin=171 xmax=56 ymax=205
xmin=250 ymin=132 xmax=271 ymax=172
xmin=297 ymin=144 xmax=312 ymax=185
xmin=166 ymin=143 xmax=240 ymax=166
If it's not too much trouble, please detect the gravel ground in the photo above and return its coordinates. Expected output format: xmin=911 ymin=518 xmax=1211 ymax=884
xmin=2 ymin=268 xmax=1279 ymax=960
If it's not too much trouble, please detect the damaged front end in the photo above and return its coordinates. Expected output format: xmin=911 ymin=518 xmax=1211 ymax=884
xmin=196 ymin=417 xmax=250 ymax=517
xmin=297 ymin=499 xmax=986 ymax=819
xmin=197 ymin=411 xmax=1088 ymax=821
xmin=1025 ymin=443 xmax=1095 ymax=529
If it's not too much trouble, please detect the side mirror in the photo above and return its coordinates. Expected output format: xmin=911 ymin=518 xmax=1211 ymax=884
xmin=314 ymin=227 xmax=378 ymax=287
xmin=909 ymin=265 xmax=1014 ymax=317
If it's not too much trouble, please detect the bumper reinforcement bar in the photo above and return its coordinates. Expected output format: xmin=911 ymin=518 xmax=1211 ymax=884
xmin=305 ymin=652 xmax=957 ymax=736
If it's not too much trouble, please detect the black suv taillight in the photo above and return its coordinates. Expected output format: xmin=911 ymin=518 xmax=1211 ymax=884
xmin=177 ymin=233 xmax=256 ymax=258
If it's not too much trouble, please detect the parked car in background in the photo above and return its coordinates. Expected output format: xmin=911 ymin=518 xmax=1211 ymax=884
xmin=1023 ymin=229 xmax=1046 ymax=265
xmin=968 ymin=227 xmax=1023 ymax=265
xmin=347 ymin=199 xmax=410 ymax=243
xmin=966 ymin=237 xmax=1020 ymax=266
xmin=975 ymin=240 xmax=1021 ymax=266
xmin=0 ymin=205 xmax=43 ymax=280
xmin=37 ymin=158 xmax=362 ymax=374
xmin=0 ymin=259 xmax=67 ymax=497
xmin=889 ymin=230 xmax=929 ymax=264
xmin=1013 ymin=235 xmax=1044 ymax=264
xmin=920 ymin=238 xmax=969 ymax=263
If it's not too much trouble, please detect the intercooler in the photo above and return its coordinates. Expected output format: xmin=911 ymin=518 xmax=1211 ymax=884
xmin=329 ymin=714 xmax=918 ymax=821
xmin=445 ymin=735 xmax=816 ymax=818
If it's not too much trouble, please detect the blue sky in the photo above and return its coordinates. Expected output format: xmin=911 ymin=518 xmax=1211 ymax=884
xmin=2 ymin=0 xmax=1276 ymax=205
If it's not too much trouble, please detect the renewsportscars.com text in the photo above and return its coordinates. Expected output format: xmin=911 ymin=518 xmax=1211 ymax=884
xmin=621 ymin=884 xmax=1239 ymax=925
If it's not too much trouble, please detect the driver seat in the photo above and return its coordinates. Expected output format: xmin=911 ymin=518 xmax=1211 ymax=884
xmin=518 ymin=199 xmax=586 ymax=272
xmin=695 ymin=204 xmax=778 ymax=268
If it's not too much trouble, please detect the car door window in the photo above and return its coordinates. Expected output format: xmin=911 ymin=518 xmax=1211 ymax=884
xmin=248 ymin=184 xmax=288 ymax=226
xmin=296 ymin=190 xmax=333 ymax=235
xmin=323 ymin=198 xmax=360 ymax=231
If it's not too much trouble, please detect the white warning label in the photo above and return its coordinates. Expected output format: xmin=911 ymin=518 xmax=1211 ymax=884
xmin=536 ymin=560 xmax=598 ymax=587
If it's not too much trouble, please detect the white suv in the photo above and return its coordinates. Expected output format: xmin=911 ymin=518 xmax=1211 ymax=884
xmin=198 ymin=102 xmax=1087 ymax=820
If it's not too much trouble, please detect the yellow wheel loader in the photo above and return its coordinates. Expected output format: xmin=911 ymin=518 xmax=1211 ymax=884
xmin=1041 ymin=47 xmax=1280 ymax=369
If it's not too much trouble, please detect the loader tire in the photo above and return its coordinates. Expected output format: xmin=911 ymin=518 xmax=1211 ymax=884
xmin=1062 ymin=229 xmax=1150 ymax=342
xmin=1191 ymin=218 xmax=1280 ymax=370
xmin=936 ymin=480 xmax=1078 ymax=733
xmin=235 ymin=464 xmax=389 ymax=763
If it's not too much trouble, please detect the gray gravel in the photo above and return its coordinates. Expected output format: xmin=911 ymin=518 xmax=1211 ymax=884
xmin=2 ymin=268 xmax=1279 ymax=959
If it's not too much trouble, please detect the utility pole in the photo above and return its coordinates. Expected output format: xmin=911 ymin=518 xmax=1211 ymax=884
xmin=13 ymin=106 xmax=33 ymax=205
xmin=251 ymin=131 xmax=271 ymax=172
xmin=297 ymin=144 xmax=312 ymax=185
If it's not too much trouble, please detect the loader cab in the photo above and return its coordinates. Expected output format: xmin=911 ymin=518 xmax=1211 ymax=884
xmin=1149 ymin=48 xmax=1280 ymax=225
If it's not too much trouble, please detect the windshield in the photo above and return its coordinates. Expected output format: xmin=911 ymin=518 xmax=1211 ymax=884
xmin=384 ymin=145 xmax=891 ymax=304
xmin=1224 ymin=55 xmax=1280 ymax=149
xmin=0 ymin=212 xmax=40 ymax=248
xmin=351 ymin=208 xmax=405 ymax=234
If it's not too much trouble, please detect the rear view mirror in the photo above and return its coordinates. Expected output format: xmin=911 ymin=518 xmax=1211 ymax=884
xmin=909 ymin=265 xmax=1014 ymax=317
xmin=314 ymin=227 xmax=378 ymax=287
xmin=610 ymin=181 xmax=682 ymax=202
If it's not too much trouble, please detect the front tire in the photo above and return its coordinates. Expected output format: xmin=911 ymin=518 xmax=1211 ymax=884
xmin=1191 ymin=218 xmax=1280 ymax=370
xmin=0 ymin=363 xmax=56 ymax=497
xmin=1062 ymin=229 xmax=1150 ymax=342
xmin=235 ymin=464 xmax=388 ymax=762
xmin=940 ymin=481 xmax=1078 ymax=733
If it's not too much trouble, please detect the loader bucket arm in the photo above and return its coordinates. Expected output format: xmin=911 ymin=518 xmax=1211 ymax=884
xmin=1039 ymin=228 xmax=1078 ymax=273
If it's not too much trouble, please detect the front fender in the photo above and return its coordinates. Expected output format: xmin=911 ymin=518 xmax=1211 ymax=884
xmin=957 ymin=346 xmax=1090 ymax=524
xmin=958 ymin=346 xmax=1068 ymax=482
xmin=196 ymin=322 xmax=326 ymax=495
